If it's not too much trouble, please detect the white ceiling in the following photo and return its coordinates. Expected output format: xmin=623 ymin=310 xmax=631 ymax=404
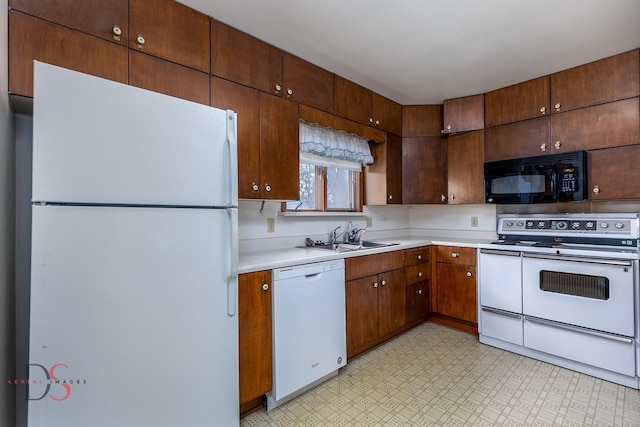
xmin=179 ymin=0 xmax=640 ymax=105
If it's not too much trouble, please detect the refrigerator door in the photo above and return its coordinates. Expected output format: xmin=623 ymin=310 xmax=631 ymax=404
xmin=28 ymin=205 xmax=239 ymax=427
xmin=32 ymin=62 xmax=237 ymax=208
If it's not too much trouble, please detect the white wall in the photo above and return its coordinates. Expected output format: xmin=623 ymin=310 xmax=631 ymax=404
xmin=409 ymin=204 xmax=498 ymax=240
xmin=0 ymin=0 xmax=17 ymax=423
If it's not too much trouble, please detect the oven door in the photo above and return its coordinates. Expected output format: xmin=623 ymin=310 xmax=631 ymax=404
xmin=522 ymin=252 xmax=635 ymax=337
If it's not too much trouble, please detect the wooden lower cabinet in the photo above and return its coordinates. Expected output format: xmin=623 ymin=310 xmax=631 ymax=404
xmin=406 ymin=282 xmax=430 ymax=324
xmin=431 ymin=246 xmax=478 ymax=334
xmin=238 ymin=270 xmax=272 ymax=411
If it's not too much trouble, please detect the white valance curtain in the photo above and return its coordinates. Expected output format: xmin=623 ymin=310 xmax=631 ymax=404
xmin=299 ymin=119 xmax=374 ymax=171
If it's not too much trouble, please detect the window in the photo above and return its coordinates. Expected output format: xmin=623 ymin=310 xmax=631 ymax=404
xmin=285 ymin=120 xmax=372 ymax=212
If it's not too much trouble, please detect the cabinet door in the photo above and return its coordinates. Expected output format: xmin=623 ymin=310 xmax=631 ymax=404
xmin=346 ymin=275 xmax=379 ymax=358
xmin=551 ymin=49 xmax=640 ymax=113
xmin=129 ymin=51 xmax=210 ymax=105
xmin=129 ymin=0 xmax=210 ymax=73
xmin=9 ymin=11 xmax=128 ymax=98
xmin=283 ymin=53 xmax=334 ymax=112
xmin=485 ymin=76 xmax=550 ymax=126
xmin=211 ymin=77 xmax=261 ymax=199
xmin=406 ymin=281 xmax=430 ymax=324
xmin=335 ymin=76 xmax=373 ymax=126
xmin=238 ymin=271 xmax=272 ymax=405
xmin=373 ymin=94 xmax=403 ymax=135
xmin=402 ymin=136 xmax=448 ymax=204
xmin=588 ymin=145 xmax=640 ymax=201
xmin=378 ymin=269 xmax=406 ymax=336
xmin=551 ymin=98 xmax=640 ymax=152
xmin=402 ymin=105 xmax=443 ymax=137
xmin=211 ymin=20 xmax=282 ymax=95
xmin=364 ymin=134 xmax=402 ymax=205
xmin=435 ymin=262 xmax=477 ymax=324
xmin=447 ymin=130 xmax=484 ymax=204
xmin=260 ymin=94 xmax=300 ymax=200
xmin=9 ymin=0 xmax=128 ymax=44
xmin=442 ymin=94 xmax=484 ymax=134
xmin=484 ymin=116 xmax=551 ymax=162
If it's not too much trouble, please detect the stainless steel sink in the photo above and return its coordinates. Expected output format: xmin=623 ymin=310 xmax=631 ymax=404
xmin=303 ymin=241 xmax=399 ymax=252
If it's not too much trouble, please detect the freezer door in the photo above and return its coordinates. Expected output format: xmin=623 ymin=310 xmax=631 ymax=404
xmin=28 ymin=205 xmax=238 ymax=427
xmin=32 ymin=62 xmax=237 ymax=207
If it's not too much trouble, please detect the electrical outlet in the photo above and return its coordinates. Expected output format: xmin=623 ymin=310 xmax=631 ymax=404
xmin=471 ymin=216 xmax=479 ymax=228
xmin=366 ymin=217 xmax=373 ymax=228
xmin=267 ymin=218 xmax=275 ymax=233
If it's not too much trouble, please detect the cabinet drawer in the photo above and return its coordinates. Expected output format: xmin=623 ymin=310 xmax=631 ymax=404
xmin=404 ymin=246 xmax=430 ymax=266
xmin=436 ymin=246 xmax=476 ymax=265
xmin=405 ymin=264 xmax=430 ymax=286
xmin=345 ymin=251 xmax=404 ymax=281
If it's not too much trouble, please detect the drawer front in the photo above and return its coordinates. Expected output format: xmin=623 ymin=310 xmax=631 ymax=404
xmin=436 ymin=246 xmax=477 ymax=265
xmin=345 ymin=250 xmax=405 ymax=281
xmin=405 ymin=264 xmax=430 ymax=286
xmin=404 ymin=246 xmax=430 ymax=266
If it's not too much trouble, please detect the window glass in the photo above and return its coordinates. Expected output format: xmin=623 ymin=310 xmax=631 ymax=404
xmin=327 ymin=167 xmax=354 ymax=210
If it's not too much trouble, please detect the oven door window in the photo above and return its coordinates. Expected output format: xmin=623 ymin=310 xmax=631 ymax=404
xmin=540 ymin=270 xmax=609 ymax=300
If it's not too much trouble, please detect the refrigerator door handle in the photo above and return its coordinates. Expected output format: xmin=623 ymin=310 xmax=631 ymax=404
xmin=226 ymin=110 xmax=239 ymax=207
xmin=227 ymin=207 xmax=239 ymax=316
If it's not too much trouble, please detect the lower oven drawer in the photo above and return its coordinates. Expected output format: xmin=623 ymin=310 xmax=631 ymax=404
xmin=481 ymin=307 xmax=523 ymax=345
xmin=524 ymin=317 xmax=636 ymax=377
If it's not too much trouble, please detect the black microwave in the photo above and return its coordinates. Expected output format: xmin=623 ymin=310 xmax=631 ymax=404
xmin=485 ymin=151 xmax=586 ymax=204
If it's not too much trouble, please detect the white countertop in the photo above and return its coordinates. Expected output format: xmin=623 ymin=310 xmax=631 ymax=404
xmin=239 ymin=236 xmax=491 ymax=274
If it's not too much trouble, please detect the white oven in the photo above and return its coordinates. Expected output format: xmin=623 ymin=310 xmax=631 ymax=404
xmin=478 ymin=213 xmax=640 ymax=388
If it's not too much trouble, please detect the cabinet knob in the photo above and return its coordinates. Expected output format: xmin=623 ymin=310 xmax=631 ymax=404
xmin=251 ymin=182 xmax=259 ymax=192
xmin=555 ymin=102 xmax=561 ymax=111
xmin=449 ymin=194 xmax=455 ymax=201
xmin=441 ymin=194 xmax=447 ymax=202
xmin=417 ymin=255 xmax=422 ymax=260
xmin=264 ymin=183 xmax=272 ymax=193
xmin=417 ymin=272 xmax=422 ymax=277
xmin=540 ymin=106 xmax=546 ymax=114
xmin=286 ymin=88 xmax=293 ymax=97
xmin=112 ymin=25 xmax=122 ymax=40
xmin=417 ymin=289 xmax=423 ymax=295
xmin=446 ymin=124 xmax=452 ymax=131
xmin=554 ymin=141 xmax=561 ymax=150
xmin=369 ymin=117 xmax=374 ymax=124
xmin=261 ymin=281 xmax=269 ymax=292
xmin=373 ymin=282 xmax=379 ymax=288
xmin=466 ymin=271 xmax=472 ymax=277
xmin=452 ymin=252 xmax=459 ymax=258
xmin=540 ymin=143 xmax=547 ymax=152
xmin=593 ymin=185 xmax=600 ymax=194
xmin=381 ymin=280 xmax=386 ymax=286
xmin=388 ymin=194 xmax=393 ymax=200
xmin=375 ymin=120 xmax=380 ymax=126
xmin=275 ymin=84 xmax=282 ymax=93
xmin=136 ymin=35 xmax=145 ymax=46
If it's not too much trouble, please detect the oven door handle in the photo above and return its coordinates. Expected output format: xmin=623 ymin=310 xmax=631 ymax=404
xmin=522 ymin=252 xmax=633 ymax=267
xmin=525 ymin=316 xmax=634 ymax=344
xmin=482 ymin=306 xmax=522 ymax=319
xmin=480 ymin=249 xmax=521 ymax=257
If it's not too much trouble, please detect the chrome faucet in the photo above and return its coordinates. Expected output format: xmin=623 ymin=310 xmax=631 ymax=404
xmin=330 ymin=226 xmax=342 ymax=244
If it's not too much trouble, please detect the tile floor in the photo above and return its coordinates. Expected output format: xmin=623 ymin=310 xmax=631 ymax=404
xmin=241 ymin=322 xmax=640 ymax=426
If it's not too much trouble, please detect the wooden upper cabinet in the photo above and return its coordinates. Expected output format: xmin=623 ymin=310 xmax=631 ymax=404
xmin=129 ymin=0 xmax=210 ymax=73
xmin=402 ymin=105 xmax=443 ymax=137
xmin=8 ymin=10 xmax=128 ymax=97
xmin=447 ymin=130 xmax=485 ymax=204
xmin=402 ymin=136 xmax=448 ymax=204
xmin=364 ymin=134 xmax=402 ymax=205
xmin=373 ymin=94 xmax=403 ymax=135
xmin=551 ymin=98 xmax=640 ymax=153
xmin=485 ymin=76 xmax=550 ymax=126
xmin=129 ymin=51 xmax=209 ymax=105
xmin=484 ymin=116 xmax=551 ymax=162
xmin=282 ymin=53 xmax=334 ymax=112
xmin=9 ymin=0 xmax=128 ymax=44
xmin=335 ymin=76 xmax=374 ymax=126
xmin=211 ymin=19 xmax=283 ymax=95
xmin=442 ymin=94 xmax=484 ymax=134
xmin=551 ymin=49 xmax=640 ymax=114
xmin=589 ymin=145 xmax=640 ymax=201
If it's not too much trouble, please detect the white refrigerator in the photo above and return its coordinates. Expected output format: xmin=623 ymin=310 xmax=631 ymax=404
xmin=26 ymin=62 xmax=239 ymax=426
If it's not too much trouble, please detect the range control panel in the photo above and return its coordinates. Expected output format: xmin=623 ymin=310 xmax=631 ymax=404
xmin=498 ymin=214 xmax=639 ymax=238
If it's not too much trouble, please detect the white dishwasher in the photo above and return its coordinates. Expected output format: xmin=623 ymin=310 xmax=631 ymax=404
xmin=266 ymin=259 xmax=346 ymax=410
